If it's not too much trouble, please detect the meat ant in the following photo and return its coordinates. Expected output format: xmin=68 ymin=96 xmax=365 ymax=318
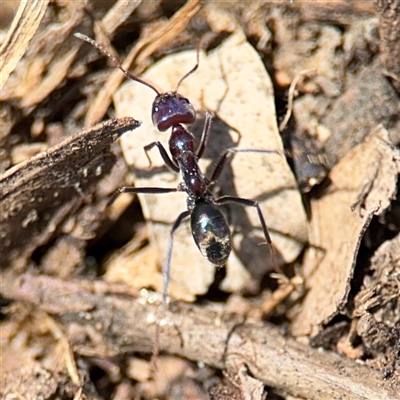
xmin=75 ymin=33 xmax=280 ymax=303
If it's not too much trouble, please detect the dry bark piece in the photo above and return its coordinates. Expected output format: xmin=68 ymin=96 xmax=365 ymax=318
xmin=115 ymin=30 xmax=307 ymax=298
xmin=354 ymin=233 xmax=400 ymax=321
xmin=323 ymin=63 xmax=400 ymax=167
xmin=376 ymin=0 xmax=400 ymax=93
xmin=353 ymin=233 xmax=400 ymax=375
xmin=0 ymin=117 xmax=140 ymax=269
xmin=2 ymin=272 xmax=399 ymax=400
xmin=292 ymin=126 xmax=400 ymax=337
xmin=356 ymin=313 xmax=400 ymax=375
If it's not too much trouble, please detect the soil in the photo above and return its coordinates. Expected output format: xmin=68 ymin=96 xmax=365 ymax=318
xmin=1 ymin=1 xmax=400 ymax=399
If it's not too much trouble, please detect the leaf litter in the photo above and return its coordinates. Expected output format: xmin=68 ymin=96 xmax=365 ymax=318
xmin=2 ymin=1 xmax=400 ymax=398
xmin=292 ymin=125 xmax=400 ymax=337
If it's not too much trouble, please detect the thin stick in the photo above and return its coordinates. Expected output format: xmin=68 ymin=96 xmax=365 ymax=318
xmin=279 ymin=69 xmax=315 ymax=132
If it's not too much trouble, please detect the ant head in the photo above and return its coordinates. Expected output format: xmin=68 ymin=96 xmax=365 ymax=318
xmin=152 ymin=92 xmax=196 ymax=132
xmin=74 ymin=33 xmax=201 ymax=132
xmin=151 ymin=44 xmax=200 ymax=132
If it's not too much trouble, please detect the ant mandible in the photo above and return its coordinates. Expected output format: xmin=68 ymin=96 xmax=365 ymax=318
xmin=75 ymin=33 xmax=278 ymax=302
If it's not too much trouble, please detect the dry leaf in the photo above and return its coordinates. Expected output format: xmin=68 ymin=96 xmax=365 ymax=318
xmin=292 ymin=125 xmax=400 ymax=337
xmin=105 ymin=240 xmax=196 ymax=301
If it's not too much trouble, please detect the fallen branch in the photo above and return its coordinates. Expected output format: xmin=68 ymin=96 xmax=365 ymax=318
xmin=1 ymin=272 xmax=398 ymax=400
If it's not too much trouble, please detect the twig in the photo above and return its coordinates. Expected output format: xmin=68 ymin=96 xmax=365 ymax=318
xmin=279 ymin=69 xmax=314 ymax=132
xmin=2 ymin=272 xmax=399 ymax=400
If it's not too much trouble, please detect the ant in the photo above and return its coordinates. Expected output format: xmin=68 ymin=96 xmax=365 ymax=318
xmin=75 ymin=33 xmax=279 ymax=303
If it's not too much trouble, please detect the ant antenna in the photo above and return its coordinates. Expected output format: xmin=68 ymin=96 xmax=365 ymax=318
xmin=175 ymin=41 xmax=201 ymax=92
xmin=74 ymin=33 xmax=160 ymax=95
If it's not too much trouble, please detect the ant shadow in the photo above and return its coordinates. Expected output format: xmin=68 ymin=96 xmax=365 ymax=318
xmin=191 ymin=114 xmax=287 ymax=283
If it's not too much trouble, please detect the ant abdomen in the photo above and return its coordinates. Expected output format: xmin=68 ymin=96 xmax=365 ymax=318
xmin=152 ymin=92 xmax=196 ymax=132
xmin=190 ymin=200 xmax=232 ymax=266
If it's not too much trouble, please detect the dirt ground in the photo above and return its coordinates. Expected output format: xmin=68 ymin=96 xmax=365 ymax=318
xmin=1 ymin=1 xmax=400 ymax=399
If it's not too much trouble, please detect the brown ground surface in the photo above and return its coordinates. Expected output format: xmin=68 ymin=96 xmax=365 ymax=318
xmin=1 ymin=1 xmax=400 ymax=399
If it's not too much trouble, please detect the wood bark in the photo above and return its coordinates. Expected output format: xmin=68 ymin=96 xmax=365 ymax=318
xmin=2 ymin=272 xmax=399 ymax=400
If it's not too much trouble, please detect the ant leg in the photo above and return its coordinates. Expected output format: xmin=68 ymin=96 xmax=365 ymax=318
xmin=215 ymin=196 xmax=271 ymax=243
xmin=214 ymin=195 xmax=279 ymax=273
xmin=108 ymin=186 xmax=178 ymax=206
xmin=195 ymin=111 xmax=213 ymax=159
xmin=162 ymin=210 xmax=190 ymax=302
xmin=152 ymin=209 xmax=190 ymax=365
xmin=209 ymin=149 xmax=283 ymax=184
xmin=143 ymin=141 xmax=179 ymax=172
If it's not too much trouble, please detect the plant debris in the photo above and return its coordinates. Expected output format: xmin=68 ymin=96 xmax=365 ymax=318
xmin=1 ymin=1 xmax=400 ymax=399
